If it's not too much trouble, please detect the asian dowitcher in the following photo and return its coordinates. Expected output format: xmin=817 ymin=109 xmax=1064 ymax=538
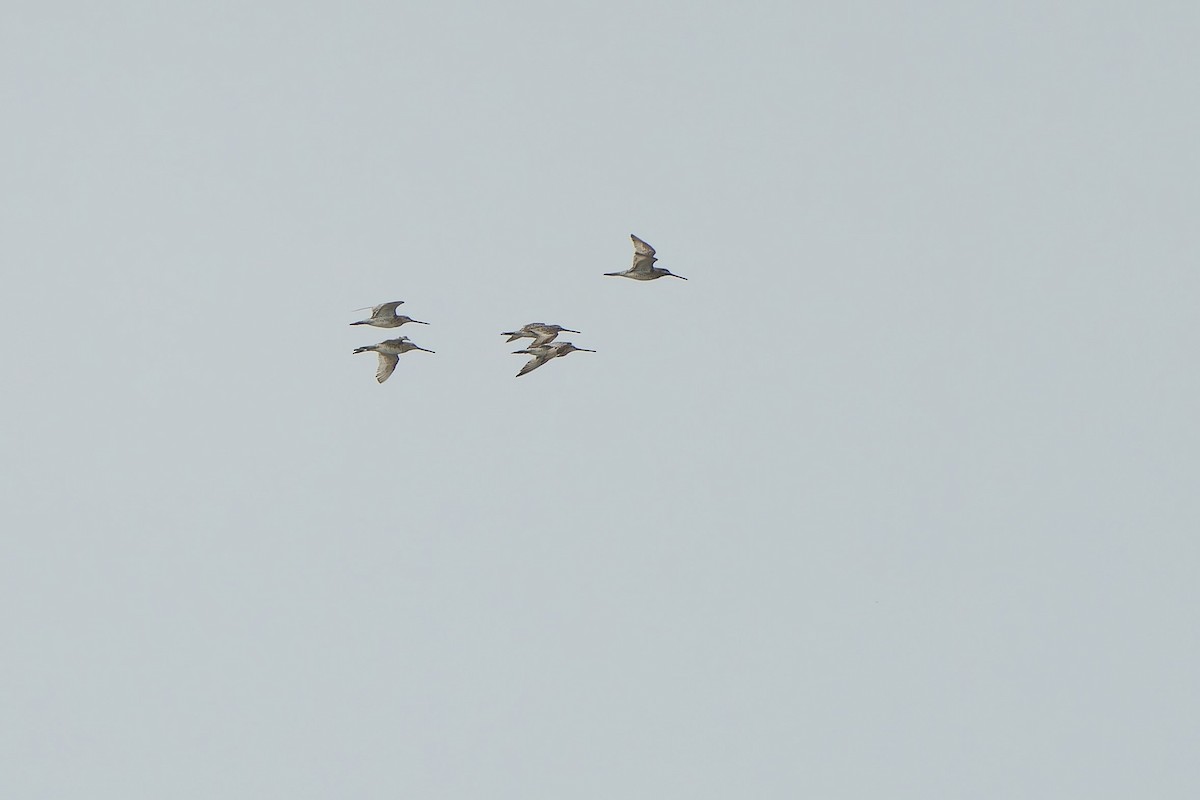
xmin=351 ymin=301 xmax=427 ymax=328
xmin=352 ymin=337 xmax=434 ymax=383
xmin=604 ymin=234 xmax=687 ymax=281
xmin=512 ymin=341 xmax=595 ymax=377
xmin=501 ymin=322 xmax=581 ymax=347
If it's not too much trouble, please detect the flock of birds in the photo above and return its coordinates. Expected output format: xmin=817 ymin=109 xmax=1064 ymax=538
xmin=350 ymin=234 xmax=687 ymax=382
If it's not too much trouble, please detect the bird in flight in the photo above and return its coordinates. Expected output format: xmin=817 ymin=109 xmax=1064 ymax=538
xmin=604 ymin=235 xmax=687 ymax=281
xmin=352 ymin=337 xmax=435 ymax=383
xmin=351 ymin=301 xmax=428 ymax=328
xmin=501 ymin=322 xmax=581 ymax=347
xmin=513 ymin=341 xmax=595 ymax=377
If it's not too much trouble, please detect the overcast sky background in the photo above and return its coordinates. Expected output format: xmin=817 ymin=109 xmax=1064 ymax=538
xmin=2 ymin=0 xmax=1198 ymax=797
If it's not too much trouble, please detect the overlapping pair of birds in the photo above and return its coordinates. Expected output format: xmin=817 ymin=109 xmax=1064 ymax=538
xmin=351 ymin=234 xmax=686 ymax=383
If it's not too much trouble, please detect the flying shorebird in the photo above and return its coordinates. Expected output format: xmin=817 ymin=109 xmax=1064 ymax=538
xmin=512 ymin=341 xmax=595 ymax=377
xmin=604 ymin=234 xmax=687 ymax=281
xmin=351 ymin=301 xmax=428 ymax=328
xmin=500 ymin=322 xmax=581 ymax=347
xmin=352 ymin=337 xmax=434 ymax=383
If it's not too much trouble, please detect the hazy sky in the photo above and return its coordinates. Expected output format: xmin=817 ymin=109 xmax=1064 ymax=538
xmin=3 ymin=0 xmax=1198 ymax=797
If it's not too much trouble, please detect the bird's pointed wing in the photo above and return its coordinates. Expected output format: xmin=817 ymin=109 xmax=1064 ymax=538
xmin=630 ymin=235 xmax=658 ymax=273
xmin=516 ymin=355 xmax=551 ymax=377
xmin=371 ymin=301 xmax=404 ymax=318
xmin=530 ymin=329 xmax=560 ymax=347
xmin=375 ymin=353 xmax=399 ymax=383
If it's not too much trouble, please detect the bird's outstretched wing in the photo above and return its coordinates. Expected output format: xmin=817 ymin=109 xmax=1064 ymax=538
xmin=529 ymin=328 xmax=560 ymax=347
xmin=375 ymin=353 xmax=399 ymax=383
xmin=516 ymin=355 xmax=552 ymax=377
xmin=629 ymin=234 xmax=658 ymax=273
xmin=371 ymin=301 xmax=405 ymax=318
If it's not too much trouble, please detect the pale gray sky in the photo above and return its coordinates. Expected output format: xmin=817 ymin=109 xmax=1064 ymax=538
xmin=2 ymin=0 xmax=1198 ymax=797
